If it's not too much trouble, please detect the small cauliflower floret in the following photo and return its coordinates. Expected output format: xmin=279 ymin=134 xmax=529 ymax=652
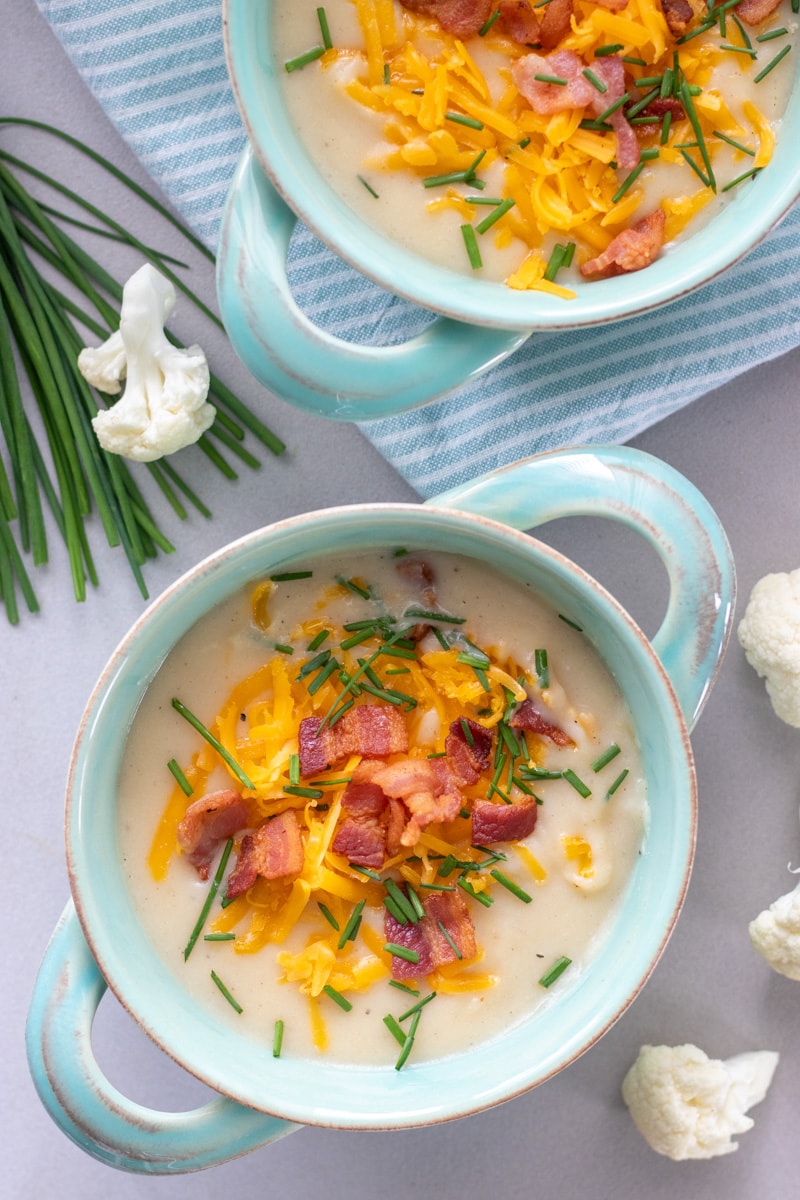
xmin=737 ymin=569 xmax=800 ymax=726
xmin=749 ymin=879 xmax=800 ymax=980
xmin=79 ymin=263 xmax=215 ymax=462
xmin=622 ymin=1044 xmax=779 ymax=1160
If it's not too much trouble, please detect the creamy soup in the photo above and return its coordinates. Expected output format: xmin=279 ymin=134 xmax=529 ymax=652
xmin=276 ymin=0 xmax=796 ymax=287
xmin=118 ymin=551 xmax=646 ymax=1067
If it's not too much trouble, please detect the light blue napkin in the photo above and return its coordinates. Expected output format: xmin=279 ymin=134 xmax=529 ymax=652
xmin=36 ymin=0 xmax=800 ymax=497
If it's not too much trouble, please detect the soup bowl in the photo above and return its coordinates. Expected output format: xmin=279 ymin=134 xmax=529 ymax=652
xmin=26 ymin=446 xmax=734 ymax=1173
xmin=217 ymin=0 xmax=800 ymax=419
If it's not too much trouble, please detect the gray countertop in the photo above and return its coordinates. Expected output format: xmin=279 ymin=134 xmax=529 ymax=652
xmin=5 ymin=3 xmax=799 ymax=1196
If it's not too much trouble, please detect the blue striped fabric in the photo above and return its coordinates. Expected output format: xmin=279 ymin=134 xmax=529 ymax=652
xmin=37 ymin=0 xmax=800 ymax=497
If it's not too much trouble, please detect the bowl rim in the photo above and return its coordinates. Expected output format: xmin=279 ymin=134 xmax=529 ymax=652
xmin=222 ymin=0 xmax=800 ymax=332
xmin=66 ymin=502 xmax=697 ymax=1128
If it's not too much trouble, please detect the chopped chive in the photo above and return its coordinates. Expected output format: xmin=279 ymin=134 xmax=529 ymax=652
xmin=461 ymin=223 xmax=483 ymax=269
xmin=721 ymin=166 xmax=762 ymax=190
xmin=459 ymin=716 xmax=475 ymax=746
xmin=297 ymin=649 xmax=332 ymax=679
xmin=172 ymin=699 xmax=255 ymax=790
xmin=284 ymin=785 xmax=324 ymax=799
xmin=625 ymin=87 xmax=660 ymax=119
xmin=419 ymin=881 xmax=457 ymax=891
xmin=596 ymin=92 xmax=630 ymax=123
xmin=272 ymin=1019 xmax=284 ymax=1057
xmin=543 ymin=243 xmax=567 ymax=281
xmin=446 ymin=111 xmax=485 ymax=130
xmin=533 ymin=73 xmax=569 ymax=86
xmin=456 ymin=649 xmax=490 ymax=669
xmin=284 ymin=46 xmax=325 ymax=72
xmin=680 ymin=148 xmax=713 ymax=188
xmin=539 ymin=955 xmax=572 ymax=988
xmin=350 ymin=863 xmax=383 ymax=880
xmin=679 ymin=82 xmax=715 ymax=189
xmin=676 ymin=20 xmax=715 ymax=44
xmin=595 ymin=43 xmax=624 ymax=55
xmin=519 ymin=765 xmax=562 ymax=780
xmin=660 ymin=110 xmax=672 ymax=145
xmin=660 ymin=67 xmax=674 ymax=98
xmin=534 ymin=648 xmax=549 ymax=689
xmin=384 ymin=894 xmax=410 ymax=925
xmin=344 ymin=618 xmax=387 ymax=631
xmin=307 ymin=776 xmax=352 ymax=787
xmin=383 ymin=1014 xmax=406 ymax=1046
xmin=465 ymin=196 xmax=504 ymax=206
xmin=436 ymin=919 xmax=463 ymax=959
xmin=478 ymin=8 xmax=501 ymax=34
xmin=720 ymin=43 xmax=757 ymax=56
xmin=385 ymin=878 xmax=419 ymax=924
xmin=612 ymin=162 xmax=645 ymax=204
xmin=640 ymin=148 xmax=660 ymax=161
xmin=394 ymin=1009 xmax=422 ymax=1070
xmin=323 ymin=984 xmax=353 ymax=1011
xmin=490 ymin=869 xmax=533 ymax=903
xmin=377 ymin=644 xmax=418 ymax=660
xmin=204 ymin=932 xmax=235 ymax=942
xmin=499 ymin=721 xmax=522 ymax=759
xmin=621 ymin=55 xmax=647 ymax=65
xmin=582 ymin=68 xmax=608 ymax=93
xmin=340 ymin=627 xmax=377 ymax=650
xmin=423 ymin=169 xmax=473 ymax=188
xmin=562 ymin=768 xmax=591 ymax=798
xmin=591 ymin=743 xmax=621 ymax=772
xmin=398 ymin=991 xmax=437 ymax=1021
xmin=316 ymin=6 xmax=332 ymax=49
xmin=730 ymin=12 xmax=752 ymax=47
xmin=211 ymin=971 xmax=243 ymax=1013
xmin=713 ymin=130 xmax=755 ymax=156
xmin=274 ymin=643 xmax=294 ymax=655
xmin=318 ymin=902 xmax=340 ymax=930
xmin=307 ymin=657 xmax=339 ymax=695
xmin=475 ymin=197 xmax=516 ymax=234
xmin=383 ymin=62 xmax=390 ymax=84
xmin=357 ymin=174 xmax=379 ymax=198
xmin=270 ymin=570 xmax=313 ymax=581
xmin=336 ymin=575 xmax=372 ymax=599
xmin=606 ymin=767 xmax=630 ymax=798
xmin=338 ymin=898 xmax=366 ymax=949
xmin=635 ymin=75 xmax=663 ymax=88
xmin=457 ymin=876 xmax=494 ymax=907
xmin=756 ymin=26 xmax=788 ymax=41
xmin=518 ymin=136 xmax=531 ymax=148
xmin=472 ymin=665 xmax=491 ymax=691
xmin=386 ymin=666 xmax=411 ymax=675
xmin=754 ymin=43 xmax=791 ymax=82
xmin=561 ymin=241 xmax=576 ymax=267
xmin=384 ymin=942 xmax=420 ymax=964
xmin=167 ymin=758 xmax=193 ymax=796
xmin=407 ymin=886 xmax=426 ymax=920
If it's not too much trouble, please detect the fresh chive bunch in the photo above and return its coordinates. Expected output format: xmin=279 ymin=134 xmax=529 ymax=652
xmin=0 ymin=118 xmax=286 ymax=626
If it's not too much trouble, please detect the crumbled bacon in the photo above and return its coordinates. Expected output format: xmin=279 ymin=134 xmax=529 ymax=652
xmin=509 ymin=699 xmax=575 ymax=746
xmin=298 ymin=704 xmax=409 ymax=777
xmin=736 ymin=0 xmax=782 ymax=22
xmin=370 ymin=757 xmax=462 ymax=846
xmin=332 ymin=819 xmax=387 ymax=869
xmin=384 ymin=887 xmax=476 ymax=979
xmin=176 ymin=789 xmax=250 ymax=880
xmin=635 ymin=97 xmax=685 ymax=138
xmin=538 ymin=0 xmax=573 ymax=48
xmin=580 ymin=208 xmax=666 ymax=279
xmin=498 ymin=0 xmax=541 ymax=43
xmin=444 ymin=717 xmax=494 ymax=786
xmin=594 ymin=0 xmax=629 ymax=9
xmin=397 ymin=0 xmax=494 ymax=37
xmin=226 ymin=810 xmax=304 ymax=897
xmin=660 ymin=0 xmax=695 ymax=36
xmin=472 ymin=797 xmax=539 ymax=843
xmin=396 ymin=555 xmax=437 ymax=607
xmin=589 ymin=55 xmax=639 ymax=170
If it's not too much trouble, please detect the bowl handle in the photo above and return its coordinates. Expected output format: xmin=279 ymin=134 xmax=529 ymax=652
xmin=215 ymin=147 xmax=528 ymax=421
xmin=26 ymin=902 xmax=298 ymax=1174
xmin=427 ymin=445 xmax=735 ymax=731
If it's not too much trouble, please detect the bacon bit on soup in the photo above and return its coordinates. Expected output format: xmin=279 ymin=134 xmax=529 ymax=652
xmin=509 ymin=698 xmax=575 ymax=746
xmin=298 ymin=704 xmax=409 ymax=776
xmin=176 ymin=789 xmax=250 ymax=880
xmin=227 ymin=810 xmax=304 ymax=897
xmin=472 ymin=796 xmax=540 ymax=843
xmin=445 ymin=716 xmax=494 ymax=784
xmin=385 ymin=888 xmax=477 ymax=978
xmin=580 ymin=208 xmax=666 ymax=278
xmin=398 ymin=0 xmax=494 ymax=37
xmin=730 ymin=0 xmax=782 ymax=21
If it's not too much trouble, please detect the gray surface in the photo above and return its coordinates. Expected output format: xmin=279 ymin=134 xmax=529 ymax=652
xmin=5 ymin=3 xmax=799 ymax=1196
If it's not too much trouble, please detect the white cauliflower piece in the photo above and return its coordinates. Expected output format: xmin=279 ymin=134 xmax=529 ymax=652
xmin=737 ymin=569 xmax=800 ymax=726
xmin=79 ymin=263 xmax=215 ymax=462
xmin=621 ymin=1043 xmax=779 ymax=1160
xmin=749 ymin=878 xmax=800 ymax=980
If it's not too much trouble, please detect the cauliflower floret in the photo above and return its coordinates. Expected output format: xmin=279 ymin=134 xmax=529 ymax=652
xmin=621 ymin=1043 xmax=779 ymax=1160
xmin=737 ymin=569 xmax=800 ymax=726
xmin=79 ymin=263 xmax=215 ymax=462
xmin=749 ymin=879 xmax=800 ymax=980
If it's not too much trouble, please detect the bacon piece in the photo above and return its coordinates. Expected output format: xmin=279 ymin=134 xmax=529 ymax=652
xmin=226 ymin=810 xmax=304 ymax=897
xmin=384 ymin=888 xmax=476 ymax=979
xmin=660 ymin=0 xmax=694 ymax=35
xmin=176 ymin=789 xmax=249 ymax=880
xmin=370 ymin=758 xmax=461 ymax=847
xmin=472 ymin=797 xmax=539 ymax=843
xmin=298 ymin=705 xmax=409 ymax=777
xmin=538 ymin=0 xmax=573 ymax=48
xmin=635 ymin=96 xmax=685 ymax=138
xmin=736 ymin=0 xmax=782 ymax=22
xmin=397 ymin=0 xmax=494 ymax=37
xmin=498 ymin=0 xmax=541 ymax=43
xmin=332 ymin=819 xmax=386 ymax=869
xmin=589 ymin=56 xmax=639 ymax=170
xmin=444 ymin=717 xmax=494 ymax=786
xmin=513 ymin=50 xmax=596 ymax=115
xmin=396 ymin=555 xmax=437 ymax=607
xmin=580 ymin=208 xmax=666 ymax=279
xmin=342 ymin=780 xmax=387 ymax=819
xmin=594 ymin=0 xmax=628 ymax=9
xmin=509 ymin=699 xmax=575 ymax=746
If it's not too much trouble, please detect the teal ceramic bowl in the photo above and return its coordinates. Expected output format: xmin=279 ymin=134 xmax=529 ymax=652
xmin=26 ymin=447 xmax=734 ymax=1174
xmin=217 ymin=0 xmax=800 ymax=418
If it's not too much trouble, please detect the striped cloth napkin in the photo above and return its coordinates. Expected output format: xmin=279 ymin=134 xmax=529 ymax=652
xmin=36 ymin=0 xmax=800 ymax=498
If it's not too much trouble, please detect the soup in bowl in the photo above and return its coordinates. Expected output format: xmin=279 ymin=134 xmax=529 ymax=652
xmin=26 ymin=446 xmax=734 ymax=1173
xmin=217 ymin=0 xmax=800 ymax=416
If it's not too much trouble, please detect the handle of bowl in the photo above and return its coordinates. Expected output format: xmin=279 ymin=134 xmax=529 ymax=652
xmin=428 ymin=445 xmax=735 ymax=731
xmin=26 ymin=902 xmax=299 ymax=1174
xmin=215 ymin=147 xmax=528 ymax=421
